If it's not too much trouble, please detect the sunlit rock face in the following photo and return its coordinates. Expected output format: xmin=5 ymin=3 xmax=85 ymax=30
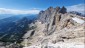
xmin=0 ymin=6 xmax=85 ymax=48
xmin=21 ymin=6 xmax=85 ymax=48
xmin=38 ymin=6 xmax=67 ymax=23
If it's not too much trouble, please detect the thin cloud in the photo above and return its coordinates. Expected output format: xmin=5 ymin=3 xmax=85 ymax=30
xmin=0 ymin=8 xmax=40 ymax=14
xmin=67 ymin=4 xmax=85 ymax=14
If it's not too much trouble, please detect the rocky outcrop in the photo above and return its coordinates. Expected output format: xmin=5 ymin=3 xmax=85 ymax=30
xmin=59 ymin=6 xmax=67 ymax=14
xmin=38 ymin=6 xmax=70 ymax=35
xmin=21 ymin=6 xmax=85 ymax=48
xmin=38 ymin=6 xmax=67 ymax=23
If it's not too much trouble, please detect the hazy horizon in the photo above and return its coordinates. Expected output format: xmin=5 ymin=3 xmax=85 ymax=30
xmin=0 ymin=0 xmax=84 ymax=15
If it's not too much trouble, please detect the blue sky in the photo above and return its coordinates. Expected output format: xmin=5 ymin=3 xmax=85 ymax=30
xmin=0 ymin=0 xmax=84 ymax=14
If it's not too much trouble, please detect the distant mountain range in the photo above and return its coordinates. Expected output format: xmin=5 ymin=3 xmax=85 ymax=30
xmin=0 ymin=14 xmax=37 ymax=43
xmin=68 ymin=11 xmax=85 ymax=17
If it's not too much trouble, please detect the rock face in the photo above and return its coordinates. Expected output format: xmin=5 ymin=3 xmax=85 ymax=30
xmin=38 ymin=6 xmax=67 ymax=23
xmin=21 ymin=6 xmax=85 ymax=48
xmin=59 ymin=6 xmax=67 ymax=14
xmin=38 ymin=6 xmax=67 ymax=35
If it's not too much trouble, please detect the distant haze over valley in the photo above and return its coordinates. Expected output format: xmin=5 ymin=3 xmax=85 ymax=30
xmin=0 ymin=0 xmax=84 ymax=48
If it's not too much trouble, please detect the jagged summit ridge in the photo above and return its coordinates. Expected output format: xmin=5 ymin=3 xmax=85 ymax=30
xmin=59 ymin=6 xmax=67 ymax=14
xmin=21 ymin=6 xmax=85 ymax=48
xmin=38 ymin=6 xmax=67 ymax=23
xmin=1 ymin=6 xmax=84 ymax=48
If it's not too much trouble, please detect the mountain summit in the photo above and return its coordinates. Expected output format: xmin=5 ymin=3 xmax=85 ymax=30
xmin=21 ymin=6 xmax=85 ymax=48
xmin=0 ymin=6 xmax=85 ymax=48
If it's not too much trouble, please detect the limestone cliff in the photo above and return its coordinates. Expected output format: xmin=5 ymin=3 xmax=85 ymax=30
xmin=22 ymin=6 xmax=85 ymax=48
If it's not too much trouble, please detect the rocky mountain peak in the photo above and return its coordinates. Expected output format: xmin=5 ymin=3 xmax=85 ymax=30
xmin=1 ymin=6 xmax=84 ymax=48
xmin=39 ymin=10 xmax=44 ymax=14
xmin=22 ymin=7 xmax=85 ymax=47
xmin=38 ymin=6 xmax=67 ymax=23
xmin=59 ymin=6 xmax=67 ymax=14
xmin=47 ymin=6 xmax=54 ymax=10
xmin=55 ymin=6 xmax=61 ymax=12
